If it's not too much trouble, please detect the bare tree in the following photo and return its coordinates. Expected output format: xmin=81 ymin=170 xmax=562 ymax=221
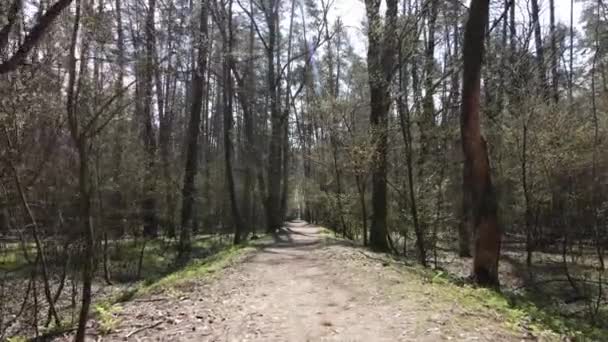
xmin=364 ymin=0 xmax=399 ymax=252
xmin=0 ymin=0 xmax=74 ymax=74
xmin=461 ymin=0 xmax=501 ymax=286
xmin=180 ymin=0 xmax=209 ymax=256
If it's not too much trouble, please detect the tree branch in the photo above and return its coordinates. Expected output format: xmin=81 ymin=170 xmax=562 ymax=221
xmin=0 ymin=0 xmax=22 ymax=53
xmin=0 ymin=0 xmax=73 ymax=74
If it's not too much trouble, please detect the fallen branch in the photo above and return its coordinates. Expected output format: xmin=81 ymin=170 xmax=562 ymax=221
xmin=134 ymin=297 xmax=169 ymax=303
xmin=125 ymin=321 xmax=163 ymax=338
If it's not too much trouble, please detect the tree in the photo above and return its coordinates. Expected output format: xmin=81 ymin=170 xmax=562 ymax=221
xmin=63 ymin=1 xmax=96 ymax=339
xmin=264 ymin=0 xmax=283 ymax=234
xmin=365 ymin=0 xmax=399 ymax=252
xmin=216 ymin=0 xmax=245 ymax=244
xmin=0 ymin=0 xmax=74 ymax=74
xmin=179 ymin=0 xmax=209 ymax=256
xmin=141 ymin=0 xmax=159 ymax=238
xmin=461 ymin=0 xmax=501 ymax=286
xmin=549 ymin=0 xmax=560 ymax=102
xmin=531 ymin=0 xmax=548 ymax=98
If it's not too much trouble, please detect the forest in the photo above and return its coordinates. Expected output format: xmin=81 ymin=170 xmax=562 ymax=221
xmin=0 ymin=0 xmax=607 ymax=340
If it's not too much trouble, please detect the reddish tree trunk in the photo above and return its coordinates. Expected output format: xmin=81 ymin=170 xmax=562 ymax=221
xmin=461 ymin=0 xmax=501 ymax=287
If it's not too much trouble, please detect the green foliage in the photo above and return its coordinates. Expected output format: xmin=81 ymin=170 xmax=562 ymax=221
xmin=0 ymin=245 xmax=30 ymax=273
xmin=93 ymin=303 xmax=122 ymax=335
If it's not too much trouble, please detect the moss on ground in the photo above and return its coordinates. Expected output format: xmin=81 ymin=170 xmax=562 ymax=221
xmin=107 ymin=235 xmax=271 ymax=302
xmin=93 ymin=302 xmax=123 ymax=335
xmin=414 ymin=265 xmax=607 ymax=340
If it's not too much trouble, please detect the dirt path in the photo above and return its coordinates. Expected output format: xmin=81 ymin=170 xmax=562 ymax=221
xmin=95 ymin=221 xmax=527 ymax=341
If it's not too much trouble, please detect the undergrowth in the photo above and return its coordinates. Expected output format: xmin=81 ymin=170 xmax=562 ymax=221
xmin=322 ymin=233 xmax=606 ymax=341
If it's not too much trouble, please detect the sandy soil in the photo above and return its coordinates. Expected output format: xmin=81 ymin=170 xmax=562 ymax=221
xmin=78 ymin=221 xmax=529 ymax=341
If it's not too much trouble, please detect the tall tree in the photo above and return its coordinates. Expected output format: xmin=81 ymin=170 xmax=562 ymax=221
xmin=461 ymin=0 xmax=501 ymax=286
xmin=63 ymin=1 xmax=96 ymax=339
xmin=531 ymin=0 xmax=548 ymax=98
xmin=219 ymin=0 xmax=245 ymax=244
xmin=179 ymin=0 xmax=209 ymax=256
xmin=141 ymin=0 xmax=159 ymax=237
xmin=365 ymin=0 xmax=399 ymax=252
xmin=549 ymin=0 xmax=559 ymax=102
xmin=265 ymin=0 xmax=283 ymax=234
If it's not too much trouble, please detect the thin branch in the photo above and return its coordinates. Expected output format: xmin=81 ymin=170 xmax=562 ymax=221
xmin=0 ymin=0 xmax=74 ymax=74
xmin=125 ymin=321 xmax=164 ymax=338
xmin=0 ymin=0 xmax=22 ymax=53
xmin=235 ymin=0 xmax=269 ymax=52
xmin=80 ymin=79 xmax=137 ymax=139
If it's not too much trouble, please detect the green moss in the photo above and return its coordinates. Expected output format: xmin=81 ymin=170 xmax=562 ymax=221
xmin=420 ymin=268 xmax=607 ymax=340
xmin=141 ymin=245 xmax=253 ymax=294
xmin=93 ymin=302 xmax=122 ymax=335
xmin=0 ymin=244 xmax=33 ymax=272
xmin=6 ymin=336 xmax=28 ymax=342
xmin=318 ymin=227 xmax=335 ymax=237
xmin=108 ymin=238 xmax=264 ymax=302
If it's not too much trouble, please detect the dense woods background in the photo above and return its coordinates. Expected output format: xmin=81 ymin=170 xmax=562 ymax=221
xmin=0 ymin=0 xmax=607 ymax=340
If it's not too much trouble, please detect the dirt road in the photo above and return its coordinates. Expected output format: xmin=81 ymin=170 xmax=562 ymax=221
xmin=96 ymin=221 xmax=525 ymax=341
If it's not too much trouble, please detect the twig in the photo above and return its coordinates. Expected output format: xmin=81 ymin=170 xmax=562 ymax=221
xmin=134 ymin=297 xmax=169 ymax=303
xmin=125 ymin=321 xmax=164 ymax=338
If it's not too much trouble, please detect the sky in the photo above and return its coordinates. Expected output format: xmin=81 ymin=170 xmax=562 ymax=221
xmin=333 ymin=0 xmax=585 ymax=55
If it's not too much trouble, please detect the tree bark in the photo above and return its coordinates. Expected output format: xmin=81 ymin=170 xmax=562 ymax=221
xmin=265 ymin=0 xmax=283 ymax=234
xmin=221 ymin=0 xmax=245 ymax=245
xmin=451 ymin=0 xmax=471 ymax=258
xmin=461 ymin=0 xmax=501 ymax=287
xmin=549 ymin=0 xmax=559 ymax=102
xmin=531 ymin=0 xmax=548 ymax=98
xmin=241 ymin=0 xmax=256 ymax=233
xmin=365 ymin=0 xmax=399 ymax=252
xmin=179 ymin=0 xmax=208 ymax=256
xmin=64 ymin=0 xmax=96 ymax=339
xmin=141 ymin=0 xmax=159 ymax=238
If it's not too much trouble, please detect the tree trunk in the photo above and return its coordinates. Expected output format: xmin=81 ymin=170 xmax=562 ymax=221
xmin=549 ymin=0 xmax=559 ymax=102
xmin=158 ymin=4 xmax=177 ymax=236
xmin=241 ymin=1 xmax=256 ymax=234
xmin=531 ymin=0 xmax=548 ymax=99
xmin=74 ymin=139 xmax=95 ymax=342
xmin=419 ymin=0 xmax=438 ymax=170
xmin=65 ymin=1 xmax=96 ymax=339
xmin=452 ymin=0 xmax=470 ymax=258
xmin=265 ymin=0 xmax=282 ymax=234
xmin=365 ymin=0 xmax=399 ymax=252
xmin=179 ymin=0 xmax=208 ymax=256
xmin=142 ymin=0 xmax=159 ymax=238
xmin=221 ymin=0 xmax=245 ymax=245
xmin=280 ymin=115 xmax=290 ymax=221
xmin=396 ymin=53 xmax=426 ymax=264
xmin=568 ymin=0 xmax=574 ymax=103
xmin=459 ymin=163 xmax=473 ymax=257
xmin=461 ymin=0 xmax=501 ymax=287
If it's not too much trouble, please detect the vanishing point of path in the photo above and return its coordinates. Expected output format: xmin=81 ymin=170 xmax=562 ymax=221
xmin=94 ymin=221 xmax=526 ymax=341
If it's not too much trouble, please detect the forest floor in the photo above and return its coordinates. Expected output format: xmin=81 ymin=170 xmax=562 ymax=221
xmin=56 ymin=221 xmax=569 ymax=342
